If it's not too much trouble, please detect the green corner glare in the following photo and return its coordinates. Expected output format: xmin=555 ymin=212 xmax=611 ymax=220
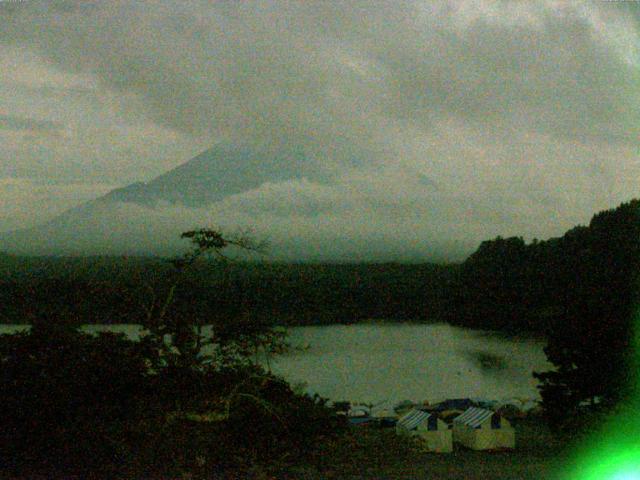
xmin=575 ymin=449 xmax=640 ymax=480
xmin=611 ymin=472 xmax=640 ymax=480
xmin=561 ymin=307 xmax=640 ymax=480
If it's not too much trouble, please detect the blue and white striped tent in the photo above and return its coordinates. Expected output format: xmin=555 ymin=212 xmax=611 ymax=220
xmin=453 ymin=407 xmax=499 ymax=429
xmin=396 ymin=409 xmax=452 ymax=452
xmin=397 ymin=409 xmax=439 ymax=431
xmin=452 ymin=407 xmax=515 ymax=450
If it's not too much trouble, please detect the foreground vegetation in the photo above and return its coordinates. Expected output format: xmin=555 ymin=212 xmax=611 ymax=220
xmin=0 ymin=230 xmax=347 ymax=478
xmin=0 ymin=321 xmax=345 ymax=478
xmin=0 ymin=318 xmax=569 ymax=479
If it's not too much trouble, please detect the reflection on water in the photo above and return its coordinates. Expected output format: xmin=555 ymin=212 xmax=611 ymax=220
xmin=268 ymin=323 xmax=552 ymax=404
xmin=465 ymin=350 xmax=509 ymax=371
xmin=0 ymin=322 xmax=551 ymax=404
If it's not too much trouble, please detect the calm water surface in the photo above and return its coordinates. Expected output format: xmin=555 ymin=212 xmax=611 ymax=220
xmin=0 ymin=322 xmax=551 ymax=404
xmin=269 ymin=323 xmax=551 ymax=404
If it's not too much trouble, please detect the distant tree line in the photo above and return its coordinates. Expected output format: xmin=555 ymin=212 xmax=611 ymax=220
xmin=0 ymin=256 xmax=457 ymax=326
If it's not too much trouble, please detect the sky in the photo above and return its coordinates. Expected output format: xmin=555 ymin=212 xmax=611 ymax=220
xmin=0 ymin=0 xmax=638 ymax=260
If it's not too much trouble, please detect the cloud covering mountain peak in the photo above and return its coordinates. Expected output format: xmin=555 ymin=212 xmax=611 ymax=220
xmin=0 ymin=1 xmax=638 ymax=259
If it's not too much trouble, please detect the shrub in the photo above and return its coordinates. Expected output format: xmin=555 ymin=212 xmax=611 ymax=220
xmin=0 ymin=320 xmax=153 ymax=477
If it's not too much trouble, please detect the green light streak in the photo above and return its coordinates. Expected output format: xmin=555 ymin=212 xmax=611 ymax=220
xmin=579 ymin=450 xmax=640 ymax=480
xmin=560 ymin=307 xmax=640 ymax=479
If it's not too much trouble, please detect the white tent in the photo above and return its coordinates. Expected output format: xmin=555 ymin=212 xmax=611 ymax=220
xmin=396 ymin=409 xmax=452 ymax=453
xmin=348 ymin=405 xmax=370 ymax=417
xmin=371 ymin=401 xmax=396 ymax=419
xmin=452 ymin=407 xmax=515 ymax=450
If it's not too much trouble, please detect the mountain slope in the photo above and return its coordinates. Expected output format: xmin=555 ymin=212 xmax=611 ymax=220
xmin=1 ymin=145 xmax=312 ymax=255
xmin=0 ymin=145 xmax=466 ymax=261
xmin=103 ymin=145 xmax=316 ymax=207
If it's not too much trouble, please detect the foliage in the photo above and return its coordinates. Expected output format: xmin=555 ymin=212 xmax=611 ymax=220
xmin=0 ymin=320 xmax=153 ymax=477
xmin=446 ymin=199 xmax=640 ymax=430
xmin=0 ymin=257 xmax=457 ymax=326
xmin=0 ymin=320 xmax=343 ymax=478
xmin=0 ymin=228 xmax=353 ymax=478
xmin=449 ymin=236 xmax=535 ymax=332
xmin=138 ymin=228 xmax=280 ymax=375
xmin=534 ymin=199 xmax=640 ymax=430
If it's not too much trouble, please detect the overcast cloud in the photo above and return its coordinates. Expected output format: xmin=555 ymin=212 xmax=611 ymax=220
xmin=0 ymin=1 xmax=638 ymax=259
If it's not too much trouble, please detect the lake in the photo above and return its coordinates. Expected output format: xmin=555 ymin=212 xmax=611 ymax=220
xmin=0 ymin=322 xmax=551 ymax=405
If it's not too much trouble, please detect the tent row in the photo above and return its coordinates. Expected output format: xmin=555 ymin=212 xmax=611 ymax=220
xmin=395 ymin=407 xmax=515 ymax=453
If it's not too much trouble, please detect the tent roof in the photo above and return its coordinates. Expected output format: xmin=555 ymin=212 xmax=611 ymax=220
xmin=397 ymin=409 xmax=433 ymax=430
xmin=453 ymin=407 xmax=494 ymax=428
